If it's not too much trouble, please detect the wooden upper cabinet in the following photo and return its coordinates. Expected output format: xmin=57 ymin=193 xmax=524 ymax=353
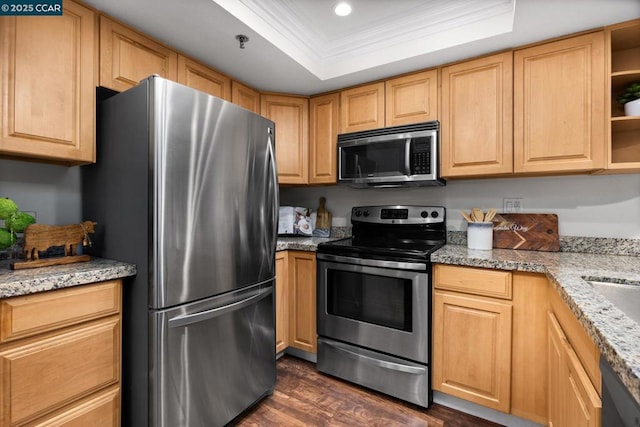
xmin=340 ymin=82 xmax=385 ymax=133
xmin=99 ymin=16 xmax=177 ymax=92
xmin=385 ymin=70 xmax=438 ymax=126
xmin=177 ymin=55 xmax=231 ymax=101
xmin=440 ymin=52 xmax=514 ymax=178
xmin=0 ymin=0 xmax=97 ymax=164
xmin=514 ymin=31 xmax=606 ymax=174
xmin=309 ymin=93 xmax=340 ymax=184
xmin=261 ymin=94 xmax=309 ymax=184
xmin=232 ymin=81 xmax=260 ymax=114
xmin=606 ymin=19 xmax=640 ymax=171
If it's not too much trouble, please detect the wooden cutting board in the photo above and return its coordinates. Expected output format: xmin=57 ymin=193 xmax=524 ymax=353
xmin=492 ymin=213 xmax=559 ymax=252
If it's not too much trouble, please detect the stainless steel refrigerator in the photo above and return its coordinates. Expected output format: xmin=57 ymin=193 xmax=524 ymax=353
xmin=82 ymin=76 xmax=278 ymax=427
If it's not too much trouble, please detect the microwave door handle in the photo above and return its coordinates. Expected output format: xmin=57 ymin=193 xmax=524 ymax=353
xmin=405 ymin=138 xmax=412 ymax=175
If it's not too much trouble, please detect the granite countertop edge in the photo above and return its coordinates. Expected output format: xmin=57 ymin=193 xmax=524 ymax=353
xmin=0 ymin=257 xmax=137 ymax=298
xmin=431 ymin=244 xmax=640 ymax=406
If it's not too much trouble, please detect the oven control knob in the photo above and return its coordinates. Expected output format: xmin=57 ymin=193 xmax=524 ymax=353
xmin=363 ymin=210 xmax=370 ymax=217
xmin=355 ymin=210 xmax=362 ymax=217
xmin=421 ymin=210 xmax=429 ymax=218
xmin=431 ymin=211 xmax=439 ymax=218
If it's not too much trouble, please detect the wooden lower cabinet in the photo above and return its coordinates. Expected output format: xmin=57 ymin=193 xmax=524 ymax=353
xmin=0 ymin=280 xmax=122 ymax=426
xmin=433 ymin=265 xmax=548 ymax=423
xmin=275 ymin=251 xmax=289 ymax=353
xmin=434 ymin=264 xmax=602 ymax=426
xmin=275 ymin=251 xmax=317 ymax=355
xmin=432 ymin=290 xmax=513 ymax=412
xmin=31 ymin=386 xmax=120 ymax=427
xmin=548 ymin=286 xmax=601 ymax=427
xmin=287 ymin=251 xmax=317 ymax=353
xmin=510 ymin=273 xmax=549 ymax=424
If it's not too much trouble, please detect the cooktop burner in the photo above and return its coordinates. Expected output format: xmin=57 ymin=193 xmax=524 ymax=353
xmin=317 ymin=205 xmax=446 ymax=261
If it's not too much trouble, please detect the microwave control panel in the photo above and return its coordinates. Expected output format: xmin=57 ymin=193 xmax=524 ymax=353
xmin=410 ymin=137 xmax=432 ymax=175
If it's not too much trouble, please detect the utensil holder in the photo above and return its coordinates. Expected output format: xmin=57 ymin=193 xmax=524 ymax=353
xmin=467 ymin=222 xmax=494 ymax=250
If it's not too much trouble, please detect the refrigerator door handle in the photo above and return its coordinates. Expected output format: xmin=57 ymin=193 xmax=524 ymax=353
xmin=267 ymin=129 xmax=279 ymax=257
xmin=168 ymin=286 xmax=273 ymax=328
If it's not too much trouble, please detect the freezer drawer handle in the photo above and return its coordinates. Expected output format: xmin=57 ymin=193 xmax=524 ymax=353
xmin=323 ymin=340 xmax=426 ymax=375
xmin=168 ymin=287 xmax=272 ymax=328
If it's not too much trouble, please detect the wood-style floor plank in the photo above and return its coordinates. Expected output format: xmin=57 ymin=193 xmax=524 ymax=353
xmin=234 ymin=355 xmax=503 ymax=426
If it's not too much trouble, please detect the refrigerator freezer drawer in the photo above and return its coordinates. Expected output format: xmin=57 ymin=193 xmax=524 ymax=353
xmin=317 ymin=337 xmax=430 ymax=408
xmin=150 ymin=281 xmax=276 ymax=427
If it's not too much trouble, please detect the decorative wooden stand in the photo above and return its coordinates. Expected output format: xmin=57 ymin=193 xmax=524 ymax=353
xmin=9 ymin=221 xmax=96 ymax=270
xmin=11 ymin=255 xmax=91 ymax=270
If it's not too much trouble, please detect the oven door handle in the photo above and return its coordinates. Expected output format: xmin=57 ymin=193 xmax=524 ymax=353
xmin=316 ymin=253 xmax=427 ymax=271
xmin=323 ymin=340 xmax=426 ymax=375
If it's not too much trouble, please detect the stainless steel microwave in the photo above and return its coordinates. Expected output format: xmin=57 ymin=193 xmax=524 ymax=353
xmin=337 ymin=121 xmax=445 ymax=188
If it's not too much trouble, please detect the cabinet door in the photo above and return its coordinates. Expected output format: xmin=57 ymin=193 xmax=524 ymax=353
xmin=564 ymin=345 xmax=602 ymax=427
xmin=232 ymin=81 xmax=260 ymax=114
xmin=309 ymin=93 xmax=340 ymax=184
xmin=275 ymin=252 xmax=288 ymax=353
xmin=340 ymin=82 xmax=385 ymax=133
xmin=548 ymin=311 xmax=602 ymax=427
xmin=510 ymin=273 xmax=549 ymax=425
xmin=0 ymin=317 xmax=120 ymax=426
xmin=440 ymin=52 xmax=514 ymax=177
xmin=30 ymin=386 xmax=120 ymax=427
xmin=0 ymin=280 xmax=121 ymax=343
xmin=514 ymin=32 xmax=605 ymax=173
xmin=177 ymin=55 xmax=230 ymax=101
xmin=385 ymin=70 xmax=438 ymax=126
xmin=288 ymin=252 xmax=316 ymax=353
xmin=261 ymin=94 xmax=309 ymax=184
xmin=548 ymin=311 xmax=566 ymax=427
xmin=432 ymin=291 xmax=512 ymax=412
xmin=99 ymin=16 xmax=177 ymax=92
xmin=0 ymin=0 xmax=96 ymax=164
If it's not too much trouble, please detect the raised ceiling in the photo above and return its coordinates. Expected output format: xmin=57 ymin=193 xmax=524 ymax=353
xmin=83 ymin=0 xmax=640 ymax=95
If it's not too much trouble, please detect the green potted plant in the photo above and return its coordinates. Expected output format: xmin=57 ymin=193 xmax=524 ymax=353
xmin=617 ymin=82 xmax=640 ymax=116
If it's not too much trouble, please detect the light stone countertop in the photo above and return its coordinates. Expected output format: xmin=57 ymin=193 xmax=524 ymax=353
xmin=431 ymin=244 xmax=640 ymax=407
xmin=0 ymin=257 xmax=137 ymax=299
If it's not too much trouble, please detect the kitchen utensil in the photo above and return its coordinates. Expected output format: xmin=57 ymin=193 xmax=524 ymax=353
xmin=484 ymin=208 xmax=497 ymax=222
xmin=460 ymin=211 xmax=474 ymax=223
xmin=472 ymin=208 xmax=485 ymax=222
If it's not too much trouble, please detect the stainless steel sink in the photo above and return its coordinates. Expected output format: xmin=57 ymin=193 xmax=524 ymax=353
xmin=587 ymin=279 xmax=640 ymax=324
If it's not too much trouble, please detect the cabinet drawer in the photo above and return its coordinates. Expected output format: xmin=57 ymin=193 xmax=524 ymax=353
xmin=29 ymin=386 xmax=120 ymax=427
xmin=434 ymin=265 xmax=512 ymax=299
xmin=0 ymin=316 xmax=120 ymax=426
xmin=0 ymin=281 xmax=121 ymax=343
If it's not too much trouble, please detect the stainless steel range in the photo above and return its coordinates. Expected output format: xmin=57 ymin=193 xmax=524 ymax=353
xmin=316 ymin=205 xmax=446 ymax=408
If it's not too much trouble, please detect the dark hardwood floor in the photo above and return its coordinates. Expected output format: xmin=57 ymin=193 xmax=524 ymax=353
xmin=234 ymin=355 xmax=503 ymax=426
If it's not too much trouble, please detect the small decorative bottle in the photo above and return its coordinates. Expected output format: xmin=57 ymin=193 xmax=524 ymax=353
xmin=313 ymin=197 xmax=331 ymax=238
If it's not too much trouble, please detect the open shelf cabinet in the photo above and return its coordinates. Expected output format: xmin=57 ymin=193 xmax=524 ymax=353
xmin=606 ymin=19 xmax=640 ymax=171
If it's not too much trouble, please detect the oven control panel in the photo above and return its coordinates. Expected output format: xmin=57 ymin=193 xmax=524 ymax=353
xmin=352 ymin=205 xmax=445 ymax=224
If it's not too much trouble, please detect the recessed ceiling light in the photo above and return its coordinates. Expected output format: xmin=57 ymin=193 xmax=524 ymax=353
xmin=333 ymin=2 xmax=352 ymax=17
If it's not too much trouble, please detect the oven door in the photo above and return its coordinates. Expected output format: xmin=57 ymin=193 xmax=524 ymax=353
xmin=317 ymin=254 xmax=431 ymax=364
